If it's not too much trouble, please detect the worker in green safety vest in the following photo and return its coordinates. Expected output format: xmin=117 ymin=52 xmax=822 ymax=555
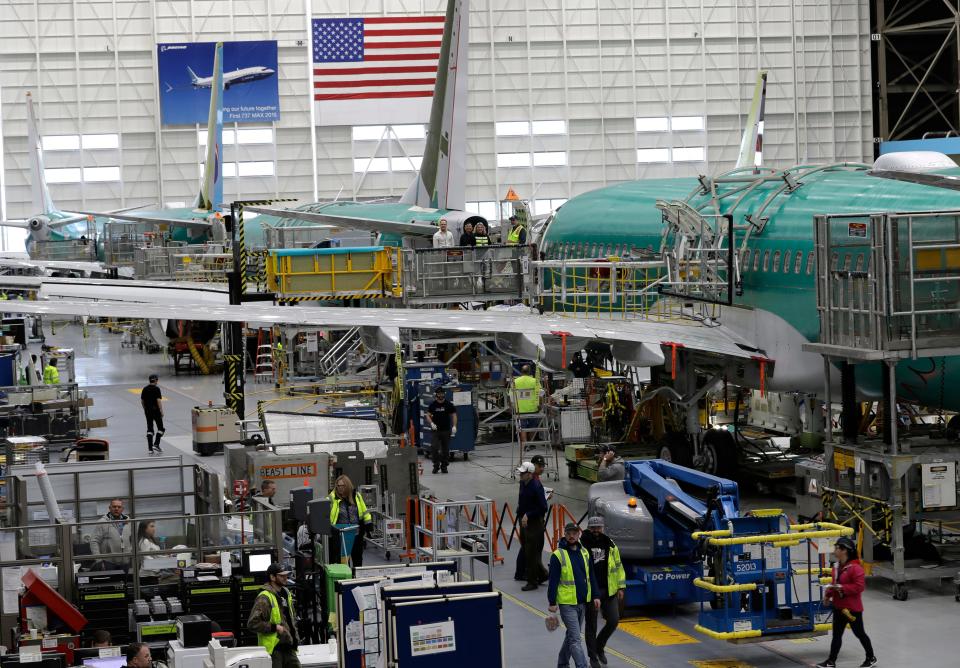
xmin=506 ymin=215 xmax=527 ymax=245
xmin=247 ymin=563 xmax=301 ymax=668
xmin=43 ymin=358 xmax=59 ymax=385
xmin=547 ymin=522 xmax=600 ymax=668
xmin=512 ymin=364 xmax=542 ymax=449
xmin=581 ymin=516 xmax=626 ymax=667
xmin=328 ymin=475 xmax=373 ymax=568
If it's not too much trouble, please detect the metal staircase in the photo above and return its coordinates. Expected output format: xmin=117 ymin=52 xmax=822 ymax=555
xmin=318 ymin=327 xmax=363 ymax=375
xmin=657 ymin=200 xmax=737 ymax=304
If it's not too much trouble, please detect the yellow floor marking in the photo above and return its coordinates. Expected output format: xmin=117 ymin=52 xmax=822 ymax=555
xmin=619 ymin=617 xmax=699 ymax=646
xmin=788 ymin=638 xmax=817 ymax=644
xmin=496 ymin=589 xmax=649 ymax=668
xmin=690 ymin=661 xmax=754 ymax=668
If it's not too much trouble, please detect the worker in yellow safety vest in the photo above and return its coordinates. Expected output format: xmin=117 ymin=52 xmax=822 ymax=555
xmin=328 ymin=475 xmax=373 ymax=568
xmin=512 ymin=364 xmax=542 ymax=449
xmin=547 ymin=522 xmax=600 ymax=668
xmin=580 ymin=516 xmax=626 ymax=666
xmin=43 ymin=358 xmax=60 ymax=385
xmin=506 ymin=215 xmax=527 ymax=245
xmin=246 ymin=563 xmax=301 ymax=668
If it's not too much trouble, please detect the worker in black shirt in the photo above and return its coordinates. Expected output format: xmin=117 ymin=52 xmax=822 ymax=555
xmin=140 ymin=374 xmax=164 ymax=454
xmin=426 ymin=387 xmax=457 ymax=474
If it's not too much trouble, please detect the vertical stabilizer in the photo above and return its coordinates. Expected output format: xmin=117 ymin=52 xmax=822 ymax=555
xmin=187 ymin=66 xmax=200 ymax=86
xmin=399 ymin=0 xmax=468 ymax=211
xmin=736 ymin=71 xmax=768 ymax=171
xmin=195 ymin=42 xmax=224 ymax=211
xmin=26 ymin=93 xmax=56 ymax=215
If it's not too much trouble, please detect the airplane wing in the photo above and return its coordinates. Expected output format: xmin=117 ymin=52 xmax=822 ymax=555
xmin=244 ymin=206 xmax=438 ymax=238
xmin=0 ymin=258 xmax=134 ymax=278
xmin=0 ymin=276 xmax=227 ymax=306
xmin=73 ymin=210 xmax=214 ymax=231
xmin=4 ymin=291 xmax=772 ymax=381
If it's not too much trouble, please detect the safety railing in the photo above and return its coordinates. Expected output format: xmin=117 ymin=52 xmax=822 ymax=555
xmin=534 ymin=257 xmax=667 ymax=318
xmin=32 ymin=239 xmax=98 ymax=262
xmin=134 ymin=244 xmax=232 ymax=282
xmin=261 ymin=222 xmax=375 ymax=250
xmin=401 ymin=244 xmax=528 ymax=305
xmin=814 ymin=210 xmax=960 ymax=358
xmin=104 ymin=224 xmax=182 ymax=267
xmin=0 ymin=507 xmax=282 ymax=602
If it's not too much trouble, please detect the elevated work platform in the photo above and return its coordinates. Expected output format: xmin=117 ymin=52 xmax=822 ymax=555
xmin=266 ymin=246 xmax=402 ymax=301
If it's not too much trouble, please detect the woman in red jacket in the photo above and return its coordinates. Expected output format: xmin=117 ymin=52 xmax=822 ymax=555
xmin=816 ymin=537 xmax=878 ymax=668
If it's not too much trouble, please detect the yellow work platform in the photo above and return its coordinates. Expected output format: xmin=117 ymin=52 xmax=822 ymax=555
xmin=266 ymin=246 xmax=401 ymax=299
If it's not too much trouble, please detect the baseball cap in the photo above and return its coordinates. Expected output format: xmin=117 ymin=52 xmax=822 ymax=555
xmin=563 ymin=522 xmax=581 ymax=533
xmin=434 ymin=387 xmax=446 ymax=395
xmin=266 ymin=563 xmax=291 ymax=577
xmin=531 ymin=455 xmax=547 ymax=467
xmin=515 ymin=462 xmax=535 ymax=475
xmin=148 ymin=374 xmax=158 ymax=382
xmin=587 ymin=516 xmax=604 ymax=528
xmin=509 ymin=215 xmax=518 ymax=221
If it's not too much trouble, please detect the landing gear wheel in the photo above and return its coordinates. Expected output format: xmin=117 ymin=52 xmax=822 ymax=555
xmin=893 ymin=583 xmax=909 ymax=601
xmin=701 ymin=430 xmax=737 ymax=478
xmin=947 ymin=415 xmax=960 ymax=441
xmin=463 ymin=452 xmax=469 ymax=461
xmin=658 ymin=432 xmax=694 ymax=468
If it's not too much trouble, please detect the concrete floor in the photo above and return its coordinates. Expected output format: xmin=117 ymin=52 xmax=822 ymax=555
xmin=45 ymin=322 xmax=960 ymax=667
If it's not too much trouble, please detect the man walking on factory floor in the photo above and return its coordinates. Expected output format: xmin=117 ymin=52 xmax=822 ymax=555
xmin=248 ymin=563 xmax=301 ymax=668
xmin=580 ymin=516 xmax=626 ymax=667
xmin=425 ymin=387 xmax=457 ymax=474
xmin=140 ymin=373 xmax=164 ymax=454
xmin=516 ymin=461 xmax=548 ymax=590
xmin=548 ymin=522 xmax=600 ymax=668
xmin=90 ymin=497 xmax=132 ymax=570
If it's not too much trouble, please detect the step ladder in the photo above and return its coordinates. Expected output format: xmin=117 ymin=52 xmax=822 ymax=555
xmin=510 ymin=411 xmax=560 ymax=480
xmin=254 ymin=345 xmax=274 ymax=384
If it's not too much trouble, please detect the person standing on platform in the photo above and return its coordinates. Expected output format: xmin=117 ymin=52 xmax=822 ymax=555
xmin=459 ymin=221 xmax=476 ymax=247
xmin=140 ymin=374 xmax=164 ymax=454
xmin=580 ymin=516 xmax=625 ymax=667
xmin=596 ymin=446 xmax=626 ymax=482
xmin=516 ymin=461 xmax=548 ymax=591
xmin=473 ymin=222 xmax=490 ymax=246
xmin=432 ymin=218 xmax=455 ymax=248
xmin=426 ymin=387 xmax=457 ymax=474
xmin=512 ymin=364 xmax=542 ymax=450
xmin=247 ymin=563 xmax=301 ymax=668
xmin=327 ymin=475 xmax=373 ymax=568
xmin=547 ymin=522 xmax=600 ymax=668
xmin=506 ymin=215 xmax=527 ymax=245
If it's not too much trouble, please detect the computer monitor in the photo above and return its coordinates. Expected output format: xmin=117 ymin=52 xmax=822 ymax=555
xmin=0 ymin=653 xmax=65 ymax=668
xmin=82 ymin=658 xmax=126 ymax=668
xmin=243 ymin=550 xmax=273 ymax=575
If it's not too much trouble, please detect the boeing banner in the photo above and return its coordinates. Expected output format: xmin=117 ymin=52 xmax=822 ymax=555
xmin=158 ymin=40 xmax=279 ymax=125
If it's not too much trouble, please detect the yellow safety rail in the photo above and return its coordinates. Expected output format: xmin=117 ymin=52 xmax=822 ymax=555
xmin=538 ymin=259 xmax=667 ymax=318
xmin=702 ymin=522 xmax=852 ymax=547
xmin=693 ymin=578 xmax=757 ymax=593
xmin=691 ymin=529 xmax=732 ymax=540
xmin=266 ymin=246 xmax=402 ymax=299
xmin=694 ymin=624 xmax=762 ymax=641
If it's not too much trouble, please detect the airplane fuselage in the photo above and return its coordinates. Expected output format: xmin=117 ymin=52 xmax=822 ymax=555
xmin=192 ymin=67 xmax=275 ymax=89
xmin=542 ymin=165 xmax=960 ymax=411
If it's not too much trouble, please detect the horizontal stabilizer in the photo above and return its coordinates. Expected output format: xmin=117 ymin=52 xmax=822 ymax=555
xmin=244 ymin=206 xmax=438 ymax=238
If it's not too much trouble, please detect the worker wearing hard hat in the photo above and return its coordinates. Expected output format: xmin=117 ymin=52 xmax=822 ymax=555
xmin=506 ymin=215 xmax=527 ymax=245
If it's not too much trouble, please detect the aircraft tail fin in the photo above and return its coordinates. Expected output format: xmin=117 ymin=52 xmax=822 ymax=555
xmin=25 ymin=92 xmax=56 ymax=216
xmin=187 ymin=66 xmax=200 ymax=85
xmin=194 ymin=43 xmax=224 ymax=212
xmin=399 ymin=0 xmax=468 ymax=211
xmin=736 ymin=70 xmax=768 ymax=171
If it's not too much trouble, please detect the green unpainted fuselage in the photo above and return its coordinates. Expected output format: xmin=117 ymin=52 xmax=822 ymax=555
xmin=542 ymin=166 xmax=960 ymax=409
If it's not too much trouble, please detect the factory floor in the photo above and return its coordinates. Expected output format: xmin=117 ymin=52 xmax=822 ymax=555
xmin=45 ymin=322 xmax=960 ymax=667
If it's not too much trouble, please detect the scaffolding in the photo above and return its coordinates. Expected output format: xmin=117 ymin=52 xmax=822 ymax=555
xmin=804 ymin=208 xmax=960 ymax=601
xmin=401 ymin=245 xmax=528 ymax=305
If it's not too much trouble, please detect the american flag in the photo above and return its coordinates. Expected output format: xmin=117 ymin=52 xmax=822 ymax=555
xmin=312 ymin=16 xmax=444 ymax=101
